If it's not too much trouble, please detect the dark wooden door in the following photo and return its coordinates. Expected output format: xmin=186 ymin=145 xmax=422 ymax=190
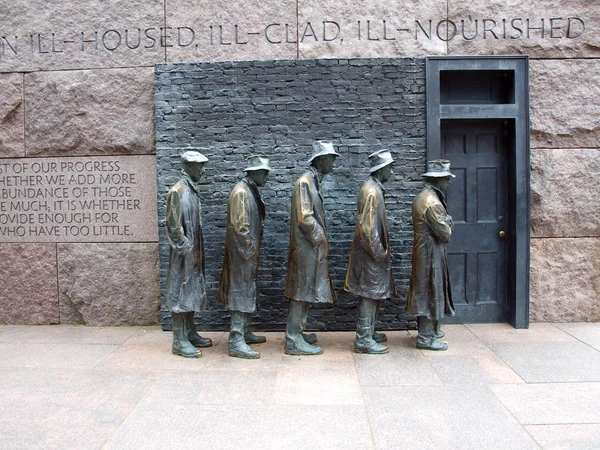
xmin=440 ymin=119 xmax=508 ymax=322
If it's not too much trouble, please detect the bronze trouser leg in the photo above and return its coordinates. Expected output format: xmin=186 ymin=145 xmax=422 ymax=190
xmin=417 ymin=316 xmax=438 ymax=345
xmin=229 ymin=311 xmax=245 ymax=346
xmin=172 ymin=312 xmax=185 ymax=341
xmin=286 ymin=299 xmax=306 ymax=343
xmin=356 ymin=297 xmax=377 ymax=344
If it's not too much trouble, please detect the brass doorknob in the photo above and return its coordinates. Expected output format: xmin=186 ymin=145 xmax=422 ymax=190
xmin=499 ymin=230 xmax=506 ymax=238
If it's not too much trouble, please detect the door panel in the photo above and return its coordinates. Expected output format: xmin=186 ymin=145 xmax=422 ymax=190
xmin=441 ymin=119 xmax=508 ymax=323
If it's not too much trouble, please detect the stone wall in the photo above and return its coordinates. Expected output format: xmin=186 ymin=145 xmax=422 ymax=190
xmin=1 ymin=0 xmax=599 ymax=325
xmin=156 ymin=58 xmax=425 ymax=330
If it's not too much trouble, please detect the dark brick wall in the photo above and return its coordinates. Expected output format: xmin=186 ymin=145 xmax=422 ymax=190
xmin=155 ymin=58 xmax=427 ymax=331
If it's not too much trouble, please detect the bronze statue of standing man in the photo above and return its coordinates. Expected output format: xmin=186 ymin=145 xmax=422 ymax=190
xmin=345 ymin=150 xmax=397 ymax=354
xmin=165 ymin=150 xmax=213 ymax=358
xmin=217 ymin=156 xmax=271 ymax=359
xmin=284 ymin=141 xmax=340 ymax=356
xmin=406 ymin=159 xmax=456 ymax=351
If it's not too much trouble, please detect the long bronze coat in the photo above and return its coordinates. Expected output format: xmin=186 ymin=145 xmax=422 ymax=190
xmin=406 ymin=184 xmax=455 ymax=320
xmin=217 ymin=178 xmax=266 ymax=313
xmin=165 ymin=175 xmax=208 ymax=313
xmin=345 ymin=176 xmax=396 ymax=300
xmin=284 ymin=167 xmax=335 ymax=304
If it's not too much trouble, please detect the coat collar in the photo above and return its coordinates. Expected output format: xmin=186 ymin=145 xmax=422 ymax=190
xmin=370 ymin=175 xmax=385 ymax=195
xmin=424 ymin=183 xmax=448 ymax=211
xmin=181 ymin=171 xmax=201 ymax=196
xmin=243 ymin=177 xmax=266 ymax=219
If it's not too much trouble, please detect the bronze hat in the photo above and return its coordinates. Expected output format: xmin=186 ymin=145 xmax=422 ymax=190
xmin=368 ymin=149 xmax=394 ymax=173
xmin=422 ymin=159 xmax=455 ymax=178
xmin=244 ymin=155 xmax=271 ymax=172
xmin=308 ymin=140 xmax=341 ymax=163
xmin=180 ymin=150 xmax=209 ymax=164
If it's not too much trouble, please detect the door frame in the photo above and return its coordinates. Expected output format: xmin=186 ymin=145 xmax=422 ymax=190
xmin=425 ymin=56 xmax=530 ymax=329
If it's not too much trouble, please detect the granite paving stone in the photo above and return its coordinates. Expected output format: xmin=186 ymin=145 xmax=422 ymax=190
xmin=3 ymin=324 xmax=139 ymax=345
xmin=1 ymin=325 xmax=599 ymax=448
xmin=426 ymin=354 xmax=525 ymax=385
xmin=104 ymin=405 xmax=274 ymax=450
xmin=354 ymin=350 xmax=442 ymax=387
xmin=554 ymin=322 xmax=600 ymax=351
xmin=491 ymin=383 xmax=600 ymax=425
xmin=0 ymin=342 xmax=57 ymax=367
xmin=489 ymin=341 xmax=600 ymax=382
xmin=274 ymin=364 xmax=363 ymax=405
xmin=364 ymin=385 xmax=540 ymax=450
xmin=0 ymin=325 xmax=28 ymax=342
xmin=25 ymin=343 xmax=118 ymax=369
xmin=465 ymin=322 xmax=578 ymax=345
xmin=271 ymin=405 xmax=374 ymax=450
xmin=525 ymin=424 xmax=600 ymax=450
xmin=0 ymin=367 xmax=160 ymax=449
xmin=140 ymin=370 xmax=278 ymax=406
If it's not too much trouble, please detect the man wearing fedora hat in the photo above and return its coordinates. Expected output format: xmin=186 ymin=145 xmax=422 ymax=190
xmin=284 ymin=140 xmax=340 ymax=355
xmin=406 ymin=159 xmax=456 ymax=351
xmin=345 ymin=150 xmax=397 ymax=354
xmin=165 ymin=150 xmax=213 ymax=358
xmin=217 ymin=156 xmax=271 ymax=359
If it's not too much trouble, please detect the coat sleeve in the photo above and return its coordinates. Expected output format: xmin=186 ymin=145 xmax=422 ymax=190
xmin=230 ymin=189 xmax=257 ymax=261
xmin=297 ymin=180 xmax=325 ymax=246
xmin=425 ymin=204 xmax=453 ymax=244
xmin=166 ymin=188 xmax=192 ymax=255
xmin=358 ymin=192 xmax=387 ymax=262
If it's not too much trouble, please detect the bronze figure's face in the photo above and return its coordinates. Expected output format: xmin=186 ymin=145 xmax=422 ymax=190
xmin=184 ymin=162 xmax=206 ymax=183
xmin=248 ymin=169 xmax=269 ymax=187
xmin=436 ymin=176 xmax=452 ymax=192
xmin=316 ymin=154 xmax=337 ymax=175
xmin=379 ymin=164 xmax=393 ymax=183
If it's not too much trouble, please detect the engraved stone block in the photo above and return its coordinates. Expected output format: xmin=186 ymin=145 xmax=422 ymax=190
xmin=166 ymin=0 xmax=297 ymax=62
xmin=58 ymin=243 xmax=160 ymax=325
xmin=0 ymin=243 xmax=59 ymax=324
xmin=530 ymin=238 xmax=600 ymax=322
xmin=298 ymin=0 xmax=447 ymax=58
xmin=0 ymin=0 xmax=165 ymax=73
xmin=0 ymin=155 xmax=158 ymax=243
xmin=0 ymin=74 xmax=24 ymax=158
xmin=447 ymin=0 xmax=600 ymax=58
xmin=24 ymin=68 xmax=155 ymax=157
xmin=530 ymin=59 xmax=600 ymax=148
xmin=531 ymin=148 xmax=600 ymax=238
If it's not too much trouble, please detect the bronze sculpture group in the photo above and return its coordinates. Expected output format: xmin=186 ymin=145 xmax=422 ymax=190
xmin=165 ymin=142 xmax=456 ymax=358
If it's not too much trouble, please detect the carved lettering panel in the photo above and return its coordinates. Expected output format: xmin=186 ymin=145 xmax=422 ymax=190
xmin=0 ymin=155 xmax=158 ymax=242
